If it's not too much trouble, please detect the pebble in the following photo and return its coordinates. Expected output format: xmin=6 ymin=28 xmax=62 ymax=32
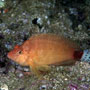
xmin=16 ymin=65 xmax=23 ymax=71
xmin=40 ymin=85 xmax=47 ymax=90
xmin=45 ymin=16 xmax=48 ymax=19
xmin=18 ymin=73 xmax=23 ymax=78
xmin=9 ymin=68 xmax=15 ymax=73
xmin=23 ymin=19 xmax=28 ymax=24
xmin=78 ymin=24 xmax=82 ymax=30
xmin=37 ymin=18 xmax=43 ymax=25
xmin=3 ymin=29 xmax=11 ymax=34
xmin=0 ymin=68 xmax=6 ymax=73
xmin=64 ymin=78 xmax=68 ymax=81
xmin=87 ymin=77 xmax=90 ymax=82
xmin=80 ymin=84 xmax=89 ymax=89
xmin=0 ymin=0 xmax=5 ymax=8
xmin=0 ymin=23 xmax=5 ymax=28
xmin=23 ymin=67 xmax=29 ymax=72
xmin=69 ymin=83 xmax=78 ymax=90
xmin=15 ymin=70 xmax=24 ymax=78
xmin=81 ymin=76 xmax=86 ymax=81
xmin=47 ymin=20 xmax=50 ymax=25
xmin=5 ymin=44 xmax=12 ymax=49
xmin=0 ymin=84 xmax=8 ymax=90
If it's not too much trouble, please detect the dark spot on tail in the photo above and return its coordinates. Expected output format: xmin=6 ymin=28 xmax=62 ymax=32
xmin=73 ymin=50 xmax=83 ymax=60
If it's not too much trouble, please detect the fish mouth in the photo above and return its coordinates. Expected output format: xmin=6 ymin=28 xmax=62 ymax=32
xmin=7 ymin=52 xmax=12 ymax=60
xmin=7 ymin=51 xmax=18 ymax=62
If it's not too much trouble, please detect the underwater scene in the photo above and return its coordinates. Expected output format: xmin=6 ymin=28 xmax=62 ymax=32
xmin=0 ymin=0 xmax=90 ymax=90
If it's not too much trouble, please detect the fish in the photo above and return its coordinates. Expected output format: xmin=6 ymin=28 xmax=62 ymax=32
xmin=7 ymin=33 xmax=90 ymax=77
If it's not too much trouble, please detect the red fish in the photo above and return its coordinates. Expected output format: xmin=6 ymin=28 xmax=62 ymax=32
xmin=7 ymin=34 xmax=90 ymax=77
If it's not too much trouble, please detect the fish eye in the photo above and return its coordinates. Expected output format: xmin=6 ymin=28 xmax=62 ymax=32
xmin=18 ymin=51 xmax=22 ymax=54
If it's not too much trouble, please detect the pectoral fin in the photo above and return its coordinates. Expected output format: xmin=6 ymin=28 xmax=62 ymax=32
xmin=29 ymin=61 xmax=50 ymax=78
